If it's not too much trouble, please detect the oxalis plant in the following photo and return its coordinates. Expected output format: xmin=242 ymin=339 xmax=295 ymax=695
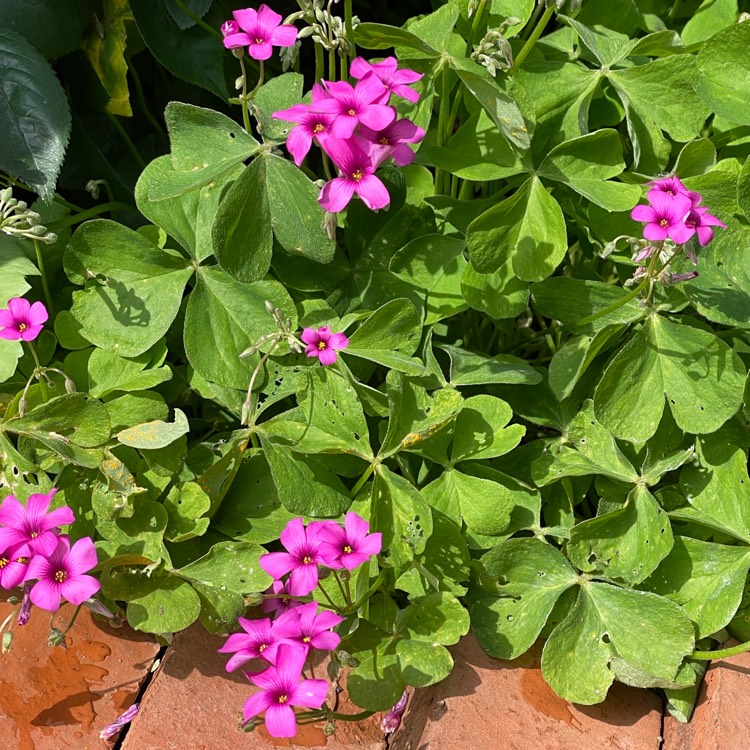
xmin=1 ymin=0 xmax=750 ymax=740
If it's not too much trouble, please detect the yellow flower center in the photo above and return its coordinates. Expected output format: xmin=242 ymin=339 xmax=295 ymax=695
xmin=303 ymin=555 xmax=313 ymax=564
xmin=16 ymin=557 xmax=28 ymax=565
xmin=278 ymin=694 xmax=289 ymax=704
xmin=29 ymin=531 xmax=39 ymax=538
xmin=659 ymin=219 xmax=669 ymax=228
xmin=254 ymin=37 xmax=265 ymax=44
xmin=0 ymin=557 xmax=8 ymax=569
xmin=303 ymin=636 xmax=311 ymax=643
xmin=351 ymin=169 xmax=364 ymax=182
xmin=317 ymin=341 xmax=327 ymax=350
xmin=379 ymin=137 xmax=390 ymax=145
xmin=347 ymin=108 xmax=357 ymax=116
xmin=313 ymin=123 xmax=325 ymax=134
xmin=18 ymin=323 xmax=27 ymax=332
xmin=343 ymin=545 xmax=353 ymax=554
xmin=258 ymin=643 xmax=268 ymax=652
xmin=54 ymin=570 xmax=67 ymax=583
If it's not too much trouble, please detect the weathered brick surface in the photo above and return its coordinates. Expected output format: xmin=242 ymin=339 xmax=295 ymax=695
xmin=0 ymin=595 xmax=158 ymax=750
xmin=390 ymin=634 xmax=663 ymax=750
xmin=663 ymin=643 xmax=750 ymax=750
xmin=121 ymin=622 xmax=386 ymax=750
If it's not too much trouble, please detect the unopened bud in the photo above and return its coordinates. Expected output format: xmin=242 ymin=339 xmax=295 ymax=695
xmin=324 ymin=721 xmax=336 ymax=736
xmin=221 ymin=20 xmax=239 ymax=36
xmin=2 ymin=631 xmax=12 ymax=653
xmin=243 ymin=592 xmax=264 ymax=606
xmin=48 ymin=626 xmax=66 ymax=647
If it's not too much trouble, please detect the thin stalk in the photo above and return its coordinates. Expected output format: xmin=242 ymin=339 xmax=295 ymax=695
xmin=47 ymin=202 xmax=135 ymax=230
xmin=509 ymin=5 xmax=554 ymax=75
xmin=27 ymin=341 xmax=49 ymax=402
xmin=345 ymin=0 xmax=356 ymax=60
xmin=32 ymin=239 xmax=54 ymax=316
xmin=57 ymin=604 xmax=83 ymax=640
xmin=248 ymin=60 xmax=265 ymax=99
xmin=434 ymin=68 xmax=452 ymax=195
xmin=316 ymin=581 xmax=339 ymax=611
xmin=105 ymin=111 xmax=146 ymax=170
xmin=692 ymin=640 xmax=750 ymax=661
xmin=315 ymin=41 xmax=325 ymax=82
xmin=332 ymin=570 xmax=350 ymax=605
xmin=243 ymin=339 xmax=280 ymax=426
xmin=127 ymin=57 xmax=167 ymax=139
xmin=238 ymin=56 xmax=253 ymax=133
xmin=326 ymin=0 xmax=337 ymax=80
xmin=343 ymin=569 xmax=387 ymax=615
xmin=350 ymin=463 xmax=375 ymax=498
xmin=172 ymin=0 xmax=222 ymax=37
xmin=466 ymin=0 xmax=488 ymax=52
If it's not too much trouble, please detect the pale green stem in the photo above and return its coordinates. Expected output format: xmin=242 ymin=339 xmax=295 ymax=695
xmin=509 ymin=5 xmax=554 ymax=75
xmin=32 ymin=239 xmax=54 ymax=316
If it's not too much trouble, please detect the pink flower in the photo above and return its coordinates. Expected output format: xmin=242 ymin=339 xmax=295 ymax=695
xmin=243 ymin=644 xmax=328 ymax=737
xmin=318 ymin=512 xmax=382 ymax=571
xmin=273 ymin=602 xmax=344 ymax=654
xmin=0 ymin=489 xmax=75 ymax=556
xmin=262 ymin=579 xmax=303 ymax=618
xmin=350 ymin=57 xmax=423 ymax=103
xmin=647 ymin=176 xmax=701 ymax=207
xmin=99 ymin=703 xmax=140 ymax=741
xmin=0 ymin=544 xmax=31 ymax=590
xmin=319 ymin=138 xmax=390 ymax=213
xmin=300 ymin=326 xmax=349 ymax=366
xmin=24 ymin=536 xmax=100 ymax=612
xmin=218 ymin=616 xmax=294 ymax=671
xmin=631 ymin=192 xmax=693 ymax=244
xmin=273 ymin=85 xmax=335 ymax=166
xmin=0 ymin=297 xmax=48 ymax=341
xmin=222 ymin=4 xmax=298 ymax=60
xmin=684 ymin=207 xmax=726 ymax=247
xmin=260 ymin=519 xmax=333 ymax=596
xmin=221 ymin=20 xmax=239 ymax=37
xmin=312 ymin=77 xmax=395 ymax=139
xmin=358 ymin=118 xmax=425 ymax=167
xmin=382 ymin=690 xmax=409 ymax=735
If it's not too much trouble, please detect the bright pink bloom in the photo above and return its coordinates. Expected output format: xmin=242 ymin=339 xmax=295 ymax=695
xmin=319 ymin=138 xmax=390 ymax=213
xmin=260 ymin=519 xmax=334 ymax=596
xmin=0 ymin=297 xmax=48 ymax=341
xmin=222 ymin=5 xmax=298 ymax=60
xmin=647 ymin=176 xmax=701 ymax=207
xmin=358 ymin=118 xmax=425 ymax=167
xmin=221 ymin=20 xmax=239 ymax=37
xmin=0 ymin=489 xmax=74 ymax=556
xmin=300 ymin=326 xmax=349 ymax=366
xmin=382 ymin=690 xmax=409 ymax=735
xmin=218 ymin=616 xmax=294 ymax=671
xmin=273 ymin=85 xmax=335 ymax=166
xmin=0 ymin=544 xmax=31 ymax=590
xmin=243 ymin=644 xmax=328 ymax=737
xmin=318 ymin=512 xmax=382 ymax=571
xmin=350 ymin=57 xmax=424 ymax=103
xmin=684 ymin=206 xmax=726 ymax=246
xmin=99 ymin=703 xmax=140 ymax=741
xmin=24 ymin=536 xmax=100 ymax=612
xmin=631 ymin=192 xmax=693 ymax=244
xmin=312 ymin=77 xmax=395 ymax=139
xmin=262 ymin=579 xmax=303 ymax=618
xmin=273 ymin=602 xmax=344 ymax=654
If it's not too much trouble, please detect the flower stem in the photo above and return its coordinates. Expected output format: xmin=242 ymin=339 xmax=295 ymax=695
xmin=242 ymin=338 xmax=280 ymax=426
xmin=26 ymin=340 xmax=49 ymax=403
xmin=344 ymin=0 xmax=356 ymax=69
xmin=434 ymin=67 xmax=452 ymax=195
xmin=315 ymin=41 xmax=325 ymax=82
xmin=105 ymin=111 xmax=146 ymax=170
xmin=350 ymin=463 xmax=375 ymax=498
xmin=466 ymin=0 xmax=488 ymax=52
xmin=238 ymin=56 xmax=253 ymax=133
xmin=32 ymin=239 xmax=54 ymax=316
xmin=509 ymin=5 xmax=554 ymax=75
xmin=59 ymin=604 xmax=83 ymax=639
xmin=332 ymin=570 xmax=350 ymax=606
xmin=691 ymin=640 xmax=750 ymax=661
xmin=316 ymin=581 xmax=340 ymax=611
xmin=343 ymin=569 xmax=386 ymax=615
xmin=46 ymin=202 xmax=136 ymax=230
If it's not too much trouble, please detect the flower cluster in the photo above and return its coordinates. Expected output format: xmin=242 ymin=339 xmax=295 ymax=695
xmin=629 ymin=175 xmax=726 ymax=284
xmin=221 ymin=4 xmax=298 ymax=60
xmin=273 ymin=57 xmax=425 ymax=213
xmin=0 ymin=297 xmax=48 ymax=341
xmin=0 ymin=489 xmax=100 ymax=614
xmin=220 ymin=514 xmax=381 ymax=737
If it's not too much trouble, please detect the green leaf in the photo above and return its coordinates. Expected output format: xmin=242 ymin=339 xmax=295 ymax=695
xmin=347 ymin=621 xmax=404 ymax=711
xmin=467 ymin=177 xmax=567 ymax=281
xmin=389 ymin=236 xmax=468 ymax=324
xmin=0 ymin=28 xmax=71 ymax=199
xmin=252 ymin=73 xmax=305 ymax=142
xmin=177 ymin=541 xmax=271 ymax=594
xmin=531 ymin=277 xmax=646 ymax=334
xmin=163 ymin=481 xmax=211 ymax=542
xmin=105 ymin=392 xmax=168 ymax=433
xmin=542 ymin=583 xmax=695 ymax=704
xmin=537 ymin=129 xmax=640 ymax=211
xmin=125 ymin=573 xmax=201 ymax=634
xmin=0 ymin=340 xmax=22 ymax=385
xmin=644 ymin=536 xmax=750 ymax=639
xmin=679 ymin=440 xmax=750 ymax=544
xmin=682 ymin=0 xmax=737 ymax=45
xmin=470 ymin=538 xmax=578 ymax=659
xmin=674 ymin=138 xmax=717 ymax=179
xmin=450 ymin=57 xmax=530 ymax=150
xmin=65 ymin=220 xmax=193 ymax=357
xmin=354 ymin=23 xmax=439 ymax=55
xmin=130 ymin=0 xmax=228 ymax=100
xmin=422 ymin=469 xmax=514 ymax=535
xmin=595 ymin=316 xmax=746 ymax=443
xmin=116 ymin=408 xmax=189 ymax=449
xmin=452 ymin=395 xmax=525 ymax=462
xmin=347 ymin=298 xmax=422 ymax=353
xmin=567 ymin=485 xmax=673 ymax=585
xmin=371 ymin=466 xmax=433 ymax=569
xmin=379 ymin=374 xmax=463 ymax=459
xmin=439 ymin=345 xmax=541 ymax=386
xmin=396 ymin=639 xmax=454 ymax=687
xmin=183 ymin=267 xmax=296 ymax=390
xmin=695 ymin=19 xmax=750 ymax=124
xmin=264 ymin=154 xmax=336 ymax=264
xmin=564 ymin=17 xmax=636 ymax=66
xmin=212 ymin=158 xmax=273 ymax=283
xmin=261 ymin=438 xmax=351 ymax=518
xmin=461 ymin=261 xmax=529 ymax=320
xmin=397 ymin=592 xmax=470 ymax=644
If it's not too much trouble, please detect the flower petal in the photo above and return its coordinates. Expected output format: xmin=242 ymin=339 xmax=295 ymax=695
xmin=264 ymin=704 xmax=298 ymax=738
xmin=270 ymin=24 xmax=298 ymax=47
xmin=243 ymin=689 xmax=274 ymax=722
xmin=356 ymin=175 xmax=391 ymax=211
xmin=27 ymin=301 xmax=49 ymax=326
xmin=260 ymin=551 xmax=297 ymax=580
xmin=232 ymin=7 xmax=258 ymax=33
xmin=66 ymin=537 xmax=98 ymax=576
xmin=630 ymin=204 xmax=656 ymax=223
xmin=319 ymin=178 xmax=356 ymax=213
xmin=317 ymin=347 xmax=338 ymax=366
xmin=285 ymin=126 xmax=314 ymax=167
xmin=7 ymin=297 xmax=30 ymax=319
xmin=328 ymin=332 xmax=349 ymax=351
xmin=290 ymin=678 xmax=329 ymax=709
xmin=275 ymin=643 xmax=307 ymax=688
xmin=249 ymin=42 xmax=274 ymax=60
xmin=310 ymin=630 xmax=341 ymax=651
xmin=256 ymin=4 xmax=283 ymax=37
xmin=29 ymin=578 xmax=62 ymax=611
xmin=358 ymin=105 xmax=396 ymax=132
xmin=349 ymin=57 xmax=373 ymax=79
xmin=223 ymin=32 xmax=252 ymax=50
xmin=288 ymin=563 xmax=318 ymax=595
xmin=59 ymin=574 xmax=100 ymax=605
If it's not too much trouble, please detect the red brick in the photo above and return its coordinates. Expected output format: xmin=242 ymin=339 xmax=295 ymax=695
xmin=663 ymin=642 xmax=750 ymax=750
xmin=390 ymin=634 xmax=663 ymax=750
xmin=0 ymin=594 xmax=158 ymax=750
xmin=121 ymin=623 xmax=386 ymax=750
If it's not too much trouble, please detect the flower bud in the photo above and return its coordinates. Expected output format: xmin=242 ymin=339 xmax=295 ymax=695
xmin=221 ymin=20 xmax=239 ymax=36
xmin=2 ymin=631 xmax=12 ymax=653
